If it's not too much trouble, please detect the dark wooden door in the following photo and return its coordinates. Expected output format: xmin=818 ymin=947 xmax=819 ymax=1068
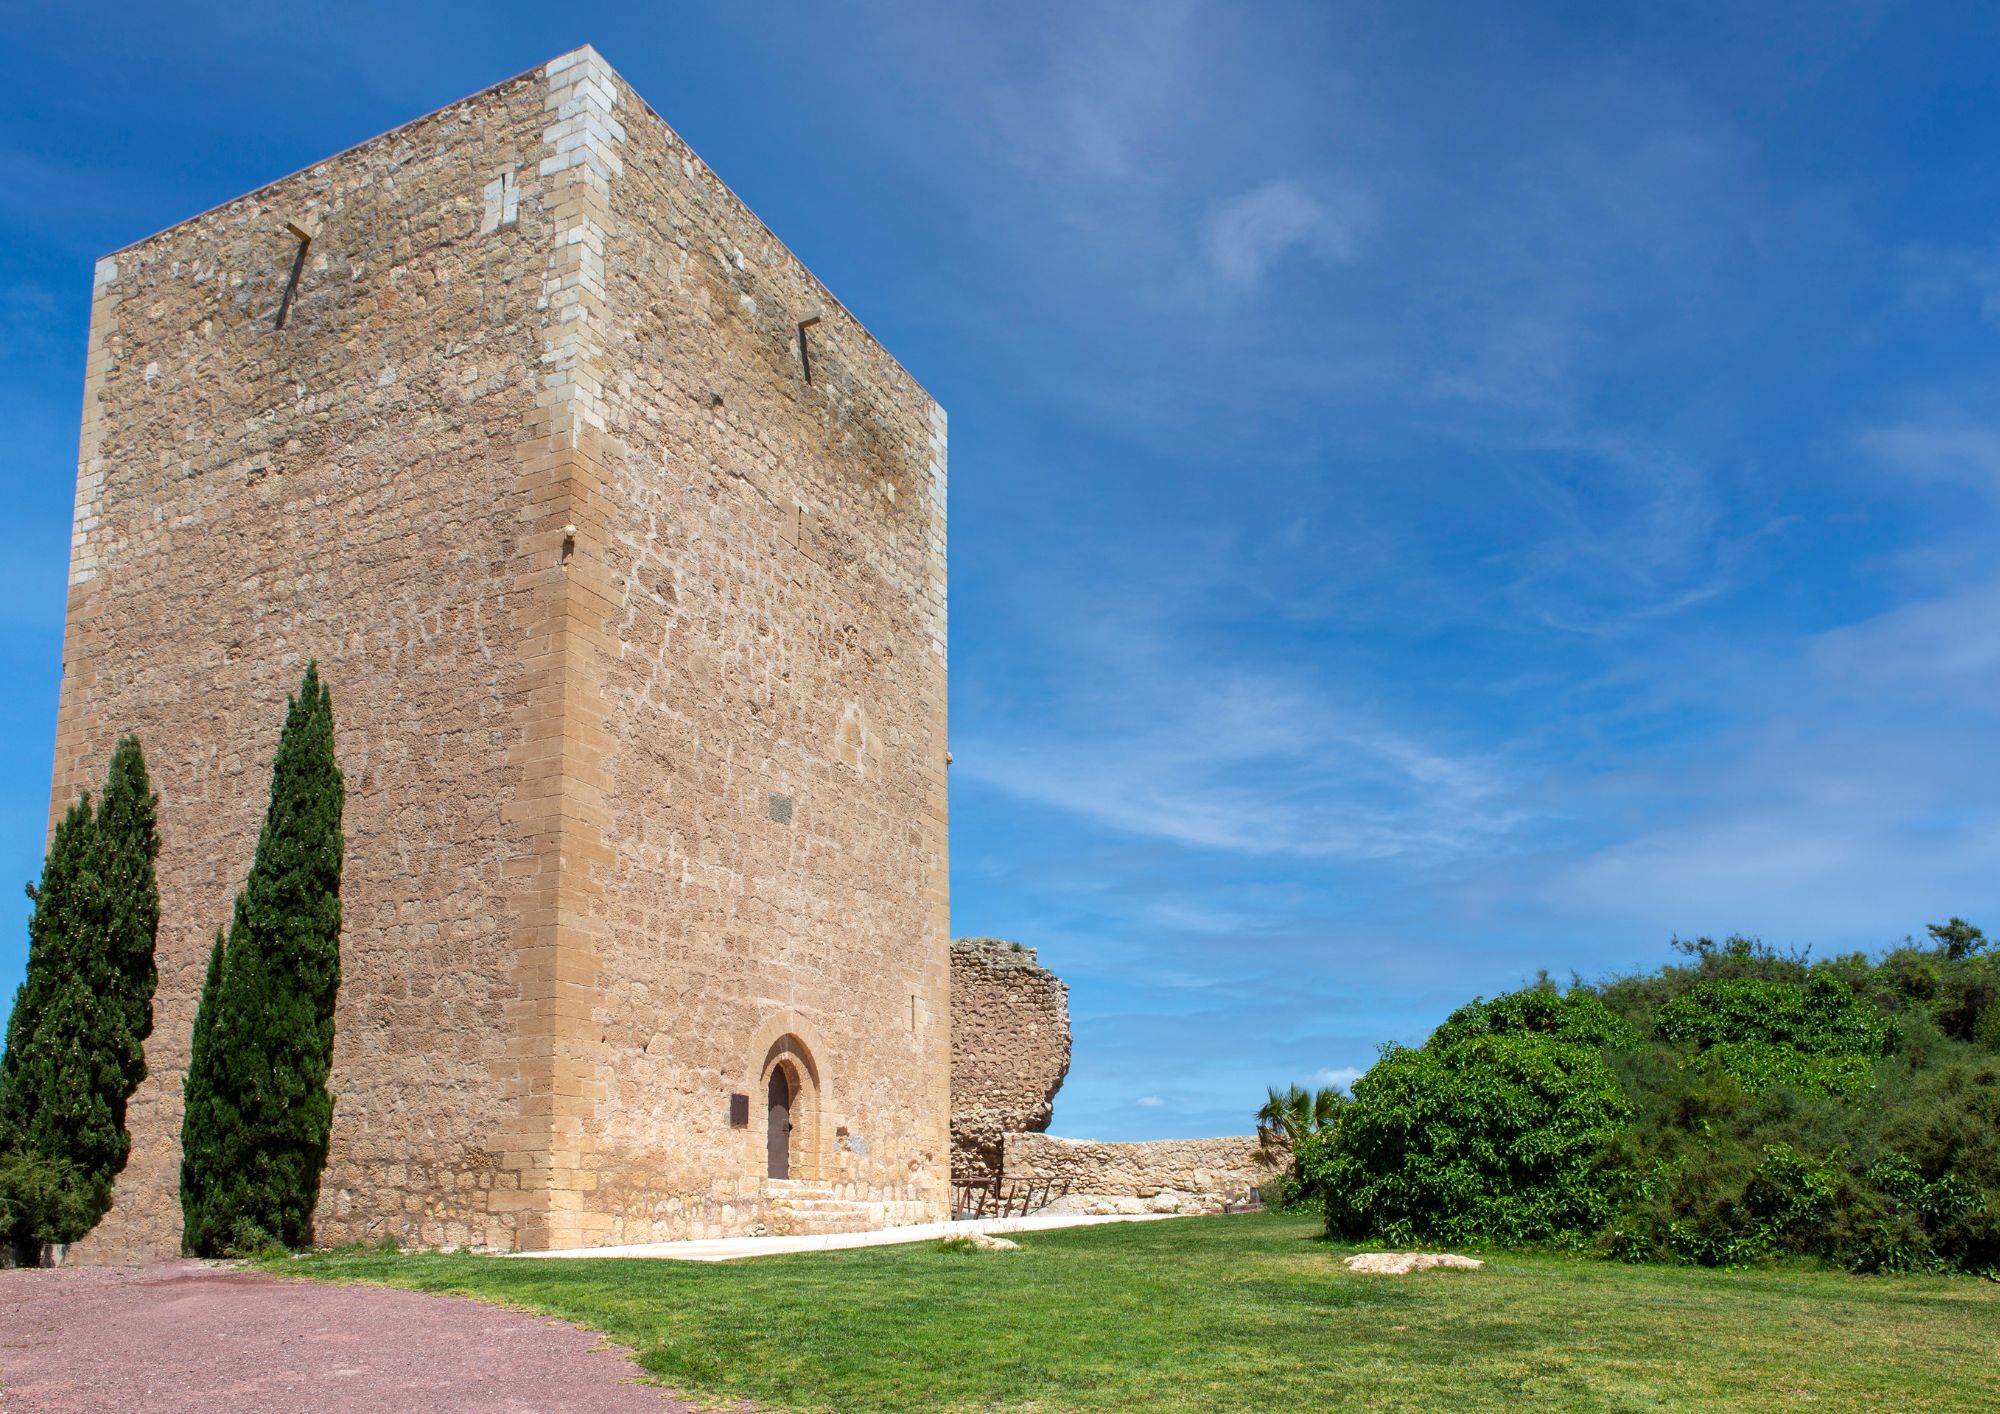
xmin=766 ymin=1068 xmax=791 ymax=1179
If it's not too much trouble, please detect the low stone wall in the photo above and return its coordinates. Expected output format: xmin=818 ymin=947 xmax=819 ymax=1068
xmin=1000 ymin=1133 xmax=1283 ymax=1215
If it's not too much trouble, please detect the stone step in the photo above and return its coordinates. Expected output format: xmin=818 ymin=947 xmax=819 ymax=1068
xmin=765 ymin=1209 xmax=877 ymax=1236
xmin=760 ymin=1185 xmax=943 ymax=1237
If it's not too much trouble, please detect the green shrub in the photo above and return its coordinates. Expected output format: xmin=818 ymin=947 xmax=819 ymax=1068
xmin=1656 ymin=975 xmax=1891 ymax=1059
xmin=1311 ymin=929 xmax=2000 ymax=1275
xmin=1307 ymin=1021 xmax=1632 ymax=1247
xmin=1262 ymin=1172 xmax=1321 ymax=1214
xmin=1432 ymin=987 xmax=1639 ymax=1051
xmin=1683 ymin=1040 xmax=1876 ymax=1098
xmin=0 ymin=1152 xmax=95 ymax=1259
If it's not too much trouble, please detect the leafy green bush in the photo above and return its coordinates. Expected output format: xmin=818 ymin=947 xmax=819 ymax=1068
xmin=1654 ymin=975 xmax=1891 ymax=1096
xmin=1682 ymin=1041 xmax=1876 ymax=1098
xmin=1305 ymin=1019 xmax=1632 ymax=1247
xmin=1431 ymin=986 xmax=1639 ymax=1051
xmin=1315 ymin=929 xmax=2000 ymax=1275
xmin=0 ymin=1152 xmax=94 ymax=1259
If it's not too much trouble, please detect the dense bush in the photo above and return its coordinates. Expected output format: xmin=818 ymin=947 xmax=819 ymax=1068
xmin=1312 ymin=929 xmax=2000 ymax=1274
xmin=0 ymin=1152 xmax=94 ymax=1261
xmin=1306 ymin=1017 xmax=1632 ymax=1247
xmin=1654 ymin=975 xmax=1891 ymax=1096
xmin=1430 ymin=986 xmax=1639 ymax=1051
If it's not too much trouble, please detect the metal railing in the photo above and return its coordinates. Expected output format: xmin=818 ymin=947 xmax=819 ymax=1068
xmin=950 ymin=1175 xmax=1069 ymax=1220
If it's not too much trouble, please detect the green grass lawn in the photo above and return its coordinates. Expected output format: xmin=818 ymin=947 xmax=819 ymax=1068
xmin=266 ymin=1211 xmax=2000 ymax=1412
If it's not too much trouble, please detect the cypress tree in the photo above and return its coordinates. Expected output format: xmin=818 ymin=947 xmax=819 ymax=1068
xmin=0 ymin=736 xmax=162 ymax=1253
xmin=179 ymin=664 xmax=345 ymax=1254
xmin=177 ymin=931 xmax=232 ymax=1256
xmin=95 ymin=738 xmax=161 ymax=1106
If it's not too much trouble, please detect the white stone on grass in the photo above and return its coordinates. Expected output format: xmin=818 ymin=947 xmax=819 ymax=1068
xmin=1343 ymin=1252 xmax=1483 ymax=1275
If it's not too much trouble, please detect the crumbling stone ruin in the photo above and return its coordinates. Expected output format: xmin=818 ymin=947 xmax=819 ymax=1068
xmin=947 ymin=942 xmax=1280 ymax=1213
xmin=50 ymin=46 xmax=950 ymax=1257
xmin=949 ymin=939 xmax=1070 ymax=1182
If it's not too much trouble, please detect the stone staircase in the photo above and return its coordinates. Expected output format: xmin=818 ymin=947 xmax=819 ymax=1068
xmin=763 ymin=1180 xmax=879 ymax=1235
xmin=763 ymin=1180 xmax=936 ymax=1236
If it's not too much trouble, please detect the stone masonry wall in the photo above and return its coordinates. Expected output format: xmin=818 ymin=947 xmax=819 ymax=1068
xmin=950 ymin=939 xmax=1070 ymax=1182
xmin=541 ymin=52 xmax=953 ymax=1243
xmin=48 ymin=47 xmax=949 ymax=1255
xmin=1001 ymin=1133 xmax=1282 ymax=1213
xmin=53 ymin=65 xmax=562 ymax=1258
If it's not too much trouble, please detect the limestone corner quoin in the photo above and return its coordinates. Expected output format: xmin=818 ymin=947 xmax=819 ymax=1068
xmin=49 ymin=46 xmax=951 ymax=1258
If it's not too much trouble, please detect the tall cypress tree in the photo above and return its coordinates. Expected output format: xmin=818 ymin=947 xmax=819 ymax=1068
xmin=180 ymin=664 xmax=345 ymax=1254
xmin=0 ymin=736 xmax=162 ymax=1253
xmin=177 ymin=931 xmax=232 ymax=1256
xmin=95 ymin=739 xmax=161 ymax=1107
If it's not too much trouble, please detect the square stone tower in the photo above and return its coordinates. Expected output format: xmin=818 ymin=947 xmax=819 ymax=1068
xmin=51 ymin=46 xmax=950 ymax=1255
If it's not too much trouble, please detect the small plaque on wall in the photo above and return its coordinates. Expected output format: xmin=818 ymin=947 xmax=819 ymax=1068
xmin=729 ymin=1093 xmax=750 ymax=1128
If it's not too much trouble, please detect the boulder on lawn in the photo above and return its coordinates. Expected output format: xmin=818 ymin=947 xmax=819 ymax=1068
xmin=1342 ymin=1252 xmax=1483 ymax=1275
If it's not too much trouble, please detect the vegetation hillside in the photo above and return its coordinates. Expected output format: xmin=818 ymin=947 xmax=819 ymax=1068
xmin=1296 ymin=922 xmax=2000 ymax=1274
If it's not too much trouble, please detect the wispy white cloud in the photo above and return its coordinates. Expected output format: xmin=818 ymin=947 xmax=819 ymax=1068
xmin=1809 ymin=578 xmax=2000 ymax=698
xmin=1311 ymin=1066 xmax=1363 ymax=1092
xmin=957 ymin=655 xmax=1519 ymax=862
xmin=1861 ymin=418 xmax=2000 ymax=494
xmin=1494 ymin=431 xmax=1735 ymax=633
xmin=1202 ymin=177 xmax=1372 ymax=288
xmin=979 ymin=0 xmax=1203 ymax=186
xmin=1520 ymin=577 xmax=2000 ymax=945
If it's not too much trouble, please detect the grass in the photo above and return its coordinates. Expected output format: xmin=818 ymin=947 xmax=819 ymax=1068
xmin=264 ymin=1211 xmax=2000 ymax=1412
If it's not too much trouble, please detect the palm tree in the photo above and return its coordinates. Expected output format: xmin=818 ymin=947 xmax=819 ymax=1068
xmin=1255 ymin=1082 xmax=1344 ymax=1159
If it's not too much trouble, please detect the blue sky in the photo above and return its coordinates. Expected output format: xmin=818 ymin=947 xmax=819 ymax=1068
xmin=6 ymin=3 xmax=2000 ymax=1141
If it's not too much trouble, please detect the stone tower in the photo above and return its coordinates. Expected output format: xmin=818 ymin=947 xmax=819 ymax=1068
xmin=50 ymin=47 xmax=950 ymax=1255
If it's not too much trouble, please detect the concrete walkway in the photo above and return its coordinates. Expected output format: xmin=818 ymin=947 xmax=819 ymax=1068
xmin=512 ymin=1210 xmax=1183 ymax=1262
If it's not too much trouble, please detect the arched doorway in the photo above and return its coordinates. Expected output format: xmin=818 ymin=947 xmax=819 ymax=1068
xmin=753 ymin=1031 xmax=821 ymax=1183
xmin=767 ymin=1066 xmax=792 ymax=1179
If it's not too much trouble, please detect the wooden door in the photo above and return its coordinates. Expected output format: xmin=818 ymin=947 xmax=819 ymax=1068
xmin=766 ymin=1068 xmax=791 ymax=1179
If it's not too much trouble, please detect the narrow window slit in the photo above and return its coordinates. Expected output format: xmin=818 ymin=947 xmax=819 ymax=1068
xmin=796 ymin=314 xmax=821 ymax=384
xmin=275 ymin=221 xmax=313 ymax=330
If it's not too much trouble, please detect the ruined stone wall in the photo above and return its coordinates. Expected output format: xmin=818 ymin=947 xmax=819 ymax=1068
xmin=48 ymin=46 xmax=950 ymax=1256
xmin=51 ymin=66 xmax=564 ymax=1257
xmin=1001 ymin=1134 xmax=1281 ymax=1213
xmin=950 ymin=939 xmax=1070 ymax=1182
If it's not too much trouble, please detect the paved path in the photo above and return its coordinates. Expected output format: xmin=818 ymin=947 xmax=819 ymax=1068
xmin=517 ymin=1209 xmax=1184 ymax=1262
xmin=0 ymin=1263 xmax=691 ymax=1412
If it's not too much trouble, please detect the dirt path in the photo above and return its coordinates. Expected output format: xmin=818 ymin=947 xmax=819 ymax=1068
xmin=0 ymin=1262 xmax=697 ymax=1412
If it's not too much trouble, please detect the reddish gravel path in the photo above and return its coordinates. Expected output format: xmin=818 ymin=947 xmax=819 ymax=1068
xmin=0 ymin=1262 xmax=698 ymax=1412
